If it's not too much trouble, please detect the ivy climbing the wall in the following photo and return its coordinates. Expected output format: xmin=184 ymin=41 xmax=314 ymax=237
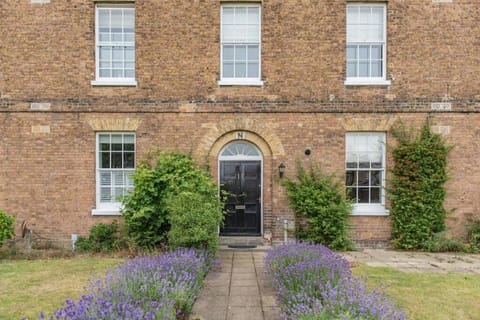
xmin=389 ymin=121 xmax=452 ymax=250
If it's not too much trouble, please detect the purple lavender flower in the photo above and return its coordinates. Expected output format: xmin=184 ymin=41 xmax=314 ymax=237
xmin=37 ymin=249 xmax=212 ymax=320
xmin=265 ymin=242 xmax=406 ymax=320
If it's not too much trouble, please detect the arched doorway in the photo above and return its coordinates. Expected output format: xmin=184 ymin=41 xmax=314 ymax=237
xmin=218 ymin=141 xmax=263 ymax=236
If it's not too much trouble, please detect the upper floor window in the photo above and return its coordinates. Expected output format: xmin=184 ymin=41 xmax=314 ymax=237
xmin=219 ymin=4 xmax=263 ymax=86
xmin=93 ymin=133 xmax=135 ymax=215
xmin=345 ymin=4 xmax=390 ymax=86
xmin=92 ymin=5 xmax=137 ymax=86
xmin=345 ymin=132 xmax=388 ymax=215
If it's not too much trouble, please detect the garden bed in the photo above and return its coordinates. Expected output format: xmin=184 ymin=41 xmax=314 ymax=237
xmin=265 ymin=242 xmax=405 ymax=320
xmin=37 ymin=249 xmax=211 ymax=320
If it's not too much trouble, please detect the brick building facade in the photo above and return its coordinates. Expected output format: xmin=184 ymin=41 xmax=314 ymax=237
xmin=1 ymin=0 xmax=479 ymax=247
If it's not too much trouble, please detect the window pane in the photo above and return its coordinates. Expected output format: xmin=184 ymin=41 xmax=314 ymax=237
xmin=223 ymin=45 xmax=234 ymax=60
xmin=114 ymin=188 xmax=124 ymax=201
xmin=112 ymin=153 xmax=123 ymax=168
xmin=100 ymin=142 xmax=110 ymax=151
xmin=100 ymin=171 xmax=111 ymax=186
xmin=346 ymin=187 xmax=357 ymax=201
xmin=248 ymin=45 xmax=259 ymax=61
xmin=124 ymin=152 xmax=135 ymax=168
xmin=371 ymin=45 xmax=382 ymax=59
xmin=124 ymin=9 xmax=135 ymax=28
xmin=223 ymin=62 xmax=234 ymax=78
xmin=346 ymin=152 xmax=357 ymax=168
xmin=100 ymin=69 xmax=111 ymax=78
xmin=359 ymin=46 xmax=369 ymax=60
xmin=371 ymin=188 xmax=380 ymax=203
xmin=101 ymin=152 xmax=110 ymax=168
xmin=235 ymin=45 xmax=247 ymax=61
xmin=100 ymin=47 xmax=110 ymax=60
xmin=235 ymin=7 xmax=248 ymax=24
xmin=248 ymin=7 xmax=259 ymax=24
xmin=100 ymin=187 xmax=112 ymax=202
xmin=372 ymin=7 xmax=384 ymax=24
xmin=99 ymin=10 xmax=110 ymax=26
xmin=347 ymin=62 xmax=357 ymax=77
xmin=358 ymin=188 xmax=369 ymax=203
xmin=346 ymin=171 xmax=356 ymax=186
xmin=347 ymin=46 xmax=357 ymax=60
xmin=111 ymin=10 xmax=122 ymax=31
xmin=124 ymin=33 xmax=134 ymax=42
xmin=247 ymin=62 xmax=259 ymax=78
xmin=125 ymin=47 xmax=134 ymax=61
xmin=371 ymin=61 xmax=382 ymax=77
xmin=359 ymin=61 xmax=369 ymax=77
xmin=358 ymin=171 xmax=369 ymax=186
xmin=99 ymin=33 xmax=110 ymax=42
xmin=113 ymin=62 xmax=123 ymax=69
xmin=112 ymin=69 xmax=123 ymax=77
xmin=371 ymin=171 xmax=381 ymax=186
xmin=359 ymin=153 xmax=370 ymax=168
xmin=125 ymin=70 xmax=134 ymax=78
xmin=235 ymin=62 xmax=246 ymax=78
xmin=223 ymin=7 xmax=235 ymax=24
xmin=359 ymin=7 xmax=371 ymax=24
xmin=124 ymin=134 xmax=134 ymax=144
xmin=113 ymin=171 xmax=124 ymax=185
xmin=112 ymin=47 xmax=123 ymax=60
xmin=346 ymin=6 xmax=358 ymax=24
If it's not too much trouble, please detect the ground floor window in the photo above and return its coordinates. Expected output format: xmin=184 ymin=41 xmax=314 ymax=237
xmin=345 ymin=132 xmax=387 ymax=215
xmin=94 ymin=132 xmax=135 ymax=215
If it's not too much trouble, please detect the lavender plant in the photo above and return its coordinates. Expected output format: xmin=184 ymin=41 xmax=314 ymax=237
xmin=265 ymin=243 xmax=406 ymax=320
xmin=39 ymin=249 xmax=210 ymax=320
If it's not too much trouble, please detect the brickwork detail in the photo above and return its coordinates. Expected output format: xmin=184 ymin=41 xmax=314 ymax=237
xmin=87 ymin=117 xmax=141 ymax=131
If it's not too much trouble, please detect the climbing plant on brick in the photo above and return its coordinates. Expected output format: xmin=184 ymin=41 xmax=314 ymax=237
xmin=389 ymin=121 xmax=452 ymax=250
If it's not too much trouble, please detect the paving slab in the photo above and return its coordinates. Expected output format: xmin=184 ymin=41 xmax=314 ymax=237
xmin=342 ymin=249 xmax=480 ymax=274
xmin=190 ymin=250 xmax=280 ymax=320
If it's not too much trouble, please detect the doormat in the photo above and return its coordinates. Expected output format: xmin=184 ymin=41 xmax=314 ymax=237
xmin=227 ymin=245 xmax=257 ymax=249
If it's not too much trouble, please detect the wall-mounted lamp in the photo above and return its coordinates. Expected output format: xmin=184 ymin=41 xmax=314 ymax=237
xmin=279 ymin=162 xmax=286 ymax=178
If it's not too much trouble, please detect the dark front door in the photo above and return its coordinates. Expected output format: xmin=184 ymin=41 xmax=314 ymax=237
xmin=220 ymin=161 xmax=261 ymax=236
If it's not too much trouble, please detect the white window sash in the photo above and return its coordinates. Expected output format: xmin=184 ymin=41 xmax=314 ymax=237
xmin=93 ymin=4 xmax=136 ymax=86
xmin=219 ymin=4 xmax=263 ymax=85
xmin=93 ymin=132 xmax=136 ymax=216
xmin=345 ymin=132 xmax=388 ymax=215
xmin=345 ymin=4 xmax=388 ymax=85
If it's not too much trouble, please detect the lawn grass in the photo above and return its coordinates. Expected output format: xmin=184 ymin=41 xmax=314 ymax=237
xmin=353 ymin=265 xmax=480 ymax=320
xmin=0 ymin=256 xmax=122 ymax=320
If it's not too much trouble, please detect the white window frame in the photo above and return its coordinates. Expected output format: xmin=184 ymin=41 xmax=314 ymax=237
xmin=219 ymin=4 xmax=264 ymax=86
xmin=92 ymin=132 xmax=136 ymax=216
xmin=91 ymin=4 xmax=137 ymax=87
xmin=344 ymin=3 xmax=391 ymax=86
xmin=345 ymin=132 xmax=389 ymax=216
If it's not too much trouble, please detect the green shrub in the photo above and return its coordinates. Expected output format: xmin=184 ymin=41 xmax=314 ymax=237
xmin=424 ymin=232 xmax=466 ymax=252
xmin=467 ymin=219 xmax=480 ymax=252
xmin=76 ymin=221 xmax=119 ymax=253
xmin=389 ymin=122 xmax=452 ymax=250
xmin=284 ymin=164 xmax=353 ymax=250
xmin=122 ymin=151 xmax=223 ymax=250
xmin=0 ymin=209 xmax=15 ymax=247
xmin=167 ymin=191 xmax=224 ymax=253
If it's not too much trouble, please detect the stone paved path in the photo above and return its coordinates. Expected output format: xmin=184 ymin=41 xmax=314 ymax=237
xmin=190 ymin=248 xmax=480 ymax=320
xmin=190 ymin=250 xmax=280 ymax=320
xmin=343 ymin=249 xmax=480 ymax=274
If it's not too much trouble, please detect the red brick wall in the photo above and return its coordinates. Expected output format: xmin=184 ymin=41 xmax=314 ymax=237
xmin=1 ymin=0 xmax=479 ymax=246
